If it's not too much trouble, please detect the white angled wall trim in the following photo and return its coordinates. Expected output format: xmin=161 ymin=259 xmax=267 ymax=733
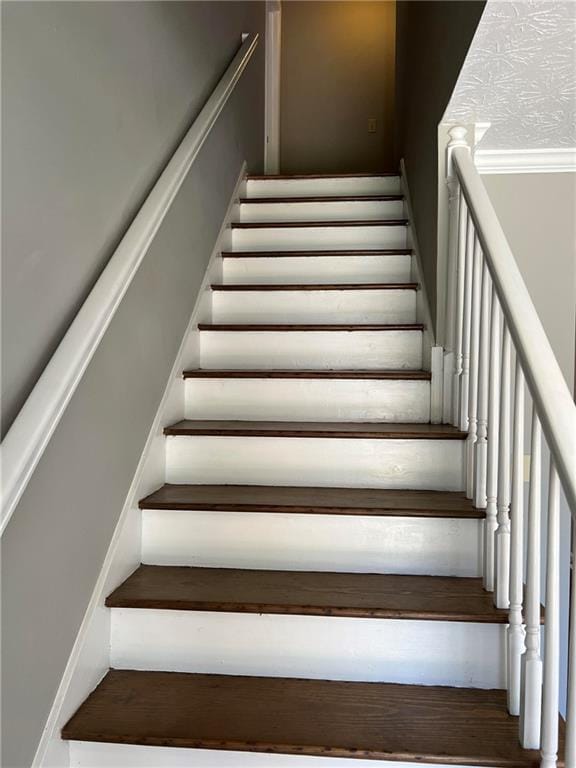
xmin=474 ymin=147 xmax=576 ymax=174
xmin=0 ymin=33 xmax=259 ymax=536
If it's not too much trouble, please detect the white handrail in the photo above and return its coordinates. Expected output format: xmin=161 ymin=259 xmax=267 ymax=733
xmin=0 ymin=32 xmax=259 ymax=536
xmin=453 ymin=146 xmax=576 ymax=516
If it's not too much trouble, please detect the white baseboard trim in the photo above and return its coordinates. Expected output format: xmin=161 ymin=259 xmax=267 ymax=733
xmin=34 ymin=162 xmax=247 ymax=768
xmin=475 ymin=147 xmax=576 ymax=174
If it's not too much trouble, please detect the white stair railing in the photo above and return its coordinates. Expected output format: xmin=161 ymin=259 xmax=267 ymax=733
xmin=444 ymin=126 xmax=576 ymax=764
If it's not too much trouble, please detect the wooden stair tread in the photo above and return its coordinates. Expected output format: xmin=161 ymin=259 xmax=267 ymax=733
xmin=62 ymin=670 xmax=560 ymax=766
xmin=211 ymin=282 xmax=418 ymax=291
xmin=221 ymin=249 xmax=413 ymax=257
xmin=164 ymin=420 xmax=467 ymax=439
xmin=198 ymin=323 xmax=424 ymax=331
xmin=247 ymin=172 xmax=399 ymax=179
xmin=107 ymin=566 xmax=507 ymax=623
xmin=139 ymin=484 xmax=480 ymax=518
xmin=240 ymin=195 xmax=403 ymax=203
xmin=183 ymin=369 xmax=431 ymax=380
xmin=231 ymin=219 xmax=408 ymax=228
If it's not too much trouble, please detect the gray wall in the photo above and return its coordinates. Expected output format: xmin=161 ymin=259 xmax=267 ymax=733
xmin=1 ymin=0 xmax=264 ymax=436
xmin=483 ymin=172 xmax=576 ymax=393
xmin=395 ymin=0 xmax=486 ymax=326
xmin=1 ymin=3 xmax=265 ymax=766
xmin=483 ymin=172 xmax=576 ymax=717
xmin=280 ymin=0 xmax=396 ymax=174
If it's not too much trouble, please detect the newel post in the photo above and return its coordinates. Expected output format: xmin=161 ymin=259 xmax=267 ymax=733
xmin=443 ymin=126 xmax=470 ymax=424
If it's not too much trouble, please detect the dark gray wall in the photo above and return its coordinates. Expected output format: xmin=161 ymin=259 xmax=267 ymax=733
xmin=1 ymin=0 xmax=264 ymax=436
xmin=395 ymin=0 xmax=486 ymax=326
xmin=1 ymin=3 xmax=265 ymax=766
xmin=280 ymin=0 xmax=397 ymax=174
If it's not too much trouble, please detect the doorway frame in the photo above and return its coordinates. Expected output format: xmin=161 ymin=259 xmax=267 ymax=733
xmin=264 ymin=0 xmax=282 ymax=174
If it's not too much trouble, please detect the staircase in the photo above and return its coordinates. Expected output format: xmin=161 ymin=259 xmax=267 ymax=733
xmin=62 ymin=174 xmax=555 ymax=767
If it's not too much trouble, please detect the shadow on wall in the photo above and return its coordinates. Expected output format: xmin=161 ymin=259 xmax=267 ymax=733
xmin=280 ymin=0 xmax=397 ymax=174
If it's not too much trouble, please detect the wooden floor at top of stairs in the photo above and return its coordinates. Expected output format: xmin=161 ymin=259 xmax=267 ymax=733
xmin=62 ymin=670 xmax=562 ymax=766
xmin=106 ymin=566 xmax=510 ymax=623
xmin=139 ymin=485 xmax=481 ymax=518
xmin=240 ymin=194 xmax=403 ymax=203
xmin=221 ymin=248 xmax=413 ymax=257
xmin=183 ymin=369 xmax=431 ymax=380
xmin=163 ymin=420 xmax=466 ymax=439
xmin=231 ymin=219 xmax=408 ymax=228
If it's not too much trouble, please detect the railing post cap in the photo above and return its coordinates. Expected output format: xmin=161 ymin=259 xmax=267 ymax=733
xmin=448 ymin=125 xmax=468 ymax=145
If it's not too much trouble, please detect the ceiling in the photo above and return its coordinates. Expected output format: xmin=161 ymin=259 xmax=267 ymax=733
xmin=444 ymin=0 xmax=576 ymax=150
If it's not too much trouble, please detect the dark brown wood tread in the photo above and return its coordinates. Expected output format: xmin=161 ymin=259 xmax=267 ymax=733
xmin=198 ymin=323 xmax=424 ymax=332
xmin=139 ymin=485 xmax=480 ymax=518
xmin=164 ymin=420 xmax=467 ymax=439
xmin=221 ymin=248 xmax=413 ymax=258
xmin=183 ymin=369 xmax=432 ymax=380
xmin=211 ymin=282 xmax=418 ymax=292
xmin=62 ymin=670 xmax=562 ymax=765
xmin=231 ymin=219 xmax=408 ymax=229
xmin=107 ymin=566 xmax=508 ymax=623
xmin=248 ymin=172 xmax=399 ymax=179
xmin=240 ymin=195 xmax=403 ymax=203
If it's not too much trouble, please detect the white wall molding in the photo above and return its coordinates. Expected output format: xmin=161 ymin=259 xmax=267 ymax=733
xmin=0 ymin=33 xmax=258 ymax=537
xmin=475 ymin=147 xmax=576 ymax=175
xmin=34 ymin=165 xmax=247 ymax=768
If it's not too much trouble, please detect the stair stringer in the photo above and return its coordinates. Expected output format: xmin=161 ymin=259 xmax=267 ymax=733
xmin=400 ymin=160 xmax=443 ymax=423
xmin=34 ymin=164 xmax=246 ymax=768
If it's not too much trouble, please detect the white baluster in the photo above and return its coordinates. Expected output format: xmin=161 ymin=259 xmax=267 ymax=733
xmin=474 ymin=260 xmax=490 ymax=509
xmin=452 ymin=194 xmax=469 ymax=427
xmin=443 ymin=126 xmax=469 ymax=424
xmin=459 ymin=212 xmax=474 ymax=432
xmin=520 ymin=412 xmax=543 ymax=749
xmin=507 ymin=359 xmax=525 ymax=714
xmin=484 ymin=287 xmax=501 ymax=592
xmin=495 ymin=326 xmax=512 ymax=609
xmin=466 ymin=236 xmax=482 ymax=498
xmin=566 ymin=536 xmax=576 ymax=765
xmin=541 ymin=463 xmax=560 ymax=768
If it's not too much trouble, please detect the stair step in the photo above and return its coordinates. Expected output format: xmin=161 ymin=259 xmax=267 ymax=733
xmin=139 ymin=485 xmax=476 ymax=516
xmin=107 ymin=566 xmax=505 ymax=623
xmin=222 ymin=251 xmax=413 ymax=286
xmin=232 ymin=222 xmax=407 ymax=251
xmin=199 ymin=323 xmax=424 ymax=331
xmin=211 ymin=287 xmax=418 ymax=324
xmin=221 ymin=248 xmax=412 ymax=257
xmin=240 ymin=195 xmax=403 ymax=203
xmin=231 ymin=219 xmax=408 ymax=228
xmin=63 ymin=670 xmax=556 ymax=766
xmin=164 ymin=420 xmax=466 ymax=439
xmin=183 ymin=369 xmax=431 ymax=379
xmin=211 ymin=282 xmax=418 ymax=291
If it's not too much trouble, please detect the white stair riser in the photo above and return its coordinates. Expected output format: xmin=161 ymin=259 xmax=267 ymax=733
xmin=200 ymin=330 xmax=423 ymax=370
xmin=239 ymin=200 xmax=404 ymax=223
xmin=231 ymin=225 xmax=407 ymax=252
xmin=223 ymin=254 xmax=412 ymax=284
xmin=212 ymin=290 xmax=417 ymax=324
xmin=142 ymin=511 xmax=481 ymax=576
xmin=246 ymin=176 xmax=401 ymax=198
xmin=165 ymin=437 xmax=465 ymax=490
xmin=185 ymin=379 xmax=430 ymax=422
xmin=70 ymin=742 xmax=482 ymax=768
xmin=111 ymin=609 xmax=505 ymax=689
